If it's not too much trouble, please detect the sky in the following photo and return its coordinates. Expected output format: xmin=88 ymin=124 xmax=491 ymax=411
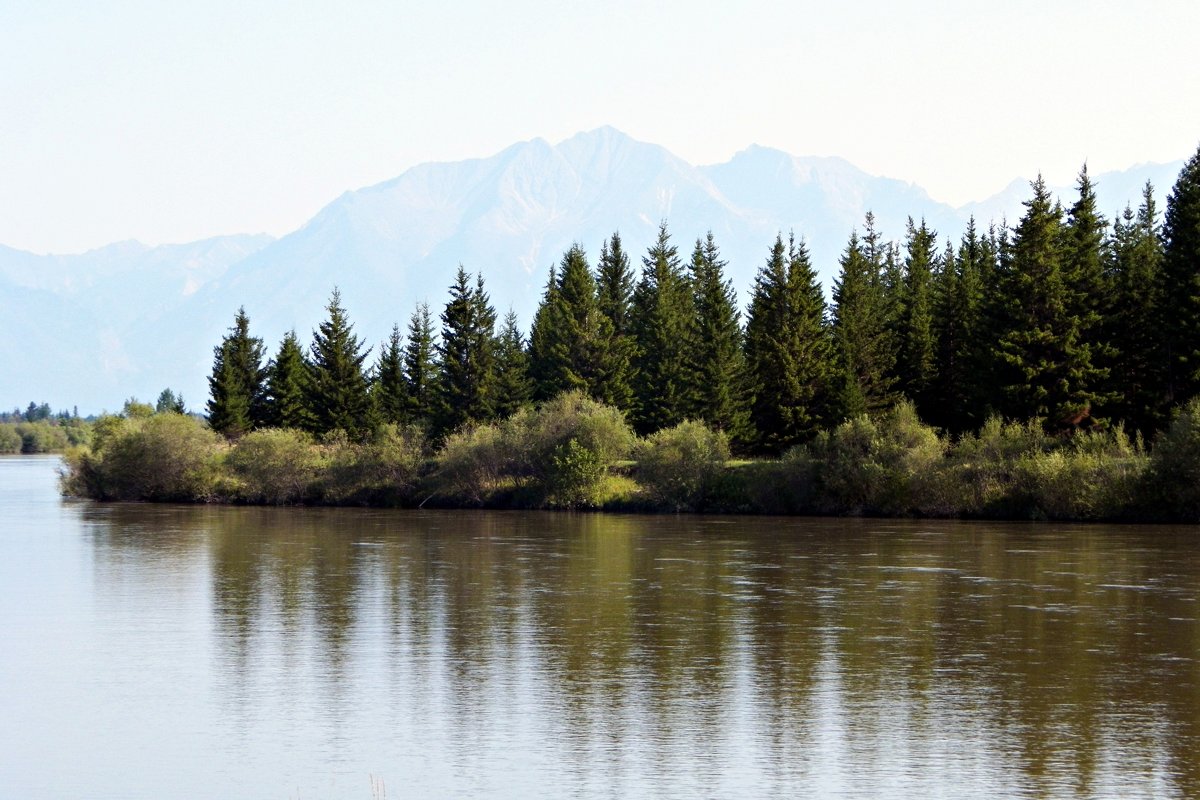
xmin=2 ymin=0 xmax=1198 ymax=255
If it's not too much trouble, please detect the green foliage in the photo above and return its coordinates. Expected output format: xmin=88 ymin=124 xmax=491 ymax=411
xmin=155 ymin=388 xmax=186 ymax=414
xmin=931 ymin=219 xmax=987 ymax=432
xmin=745 ymin=233 xmax=835 ymax=453
xmin=688 ymin=233 xmax=751 ymax=443
xmin=1159 ymin=144 xmax=1200 ymax=407
xmin=62 ymin=413 xmax=224 ymax=502
xmin=14 ymin=421 xmax=70 ymax=453
xmin=631 ymin=222 xmax=696 ymax=434
xmin=435 ymin=268 xmax=497 ymax=436
xmin=374 ymin=324 xmax=408 ymax=425
xmin=493 ymin=310 xmax=533 ymax=419
xmin=318 ymin=423 xmax=426 ymax=505
xmin=0 ymin=425 xmax=20 ymax=453
xmin=264 ymin=330 xmax=316 ymax=431
xmin=896 ymin=218 xmax=939 ymax=410
xmin=308 ymin=289 xmax=376 ymax=439
xmin=831 ymin=225 xmax=896 ymax=420
xmin=403 ymin=302 xmax=439 ymax=423
xmin=207 ymin=307 xmax=267 ymax=437
xmin=594 ymin=232 xmax=636 ymax=411
xmin=224 ymin=428 xmax=323 ymax=504
xmin=636 ymin=419 xmax=731 ymax=511
xmin=1146 ymin=398 xmax=1200 ymax=520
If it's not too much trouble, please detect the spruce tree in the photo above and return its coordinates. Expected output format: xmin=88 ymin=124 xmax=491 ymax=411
xmin=896 ymin=218 xmax=939 ymax=412
xmin=595 ymin=232 xmax=636 ymax=411
xmin=1107 ymin=184 xmax=1165 ymax=434
xmin=744 ymin=234 xmax=835 ymax=453
xmin=830 ymin=229 xmax=896 ymax=420
xmin=931 ymin=220 xmax=985 ymax=433
xmin=995 ymin=176 xmax=1101 ymax=429
xmin=1062 ymin=164 xmax=1111 ymax=415
xmin=1159 ymin=144 xmax=1200 ymax=408
xmin=206 ymin=307 xmax=267 ymax=437
xmin=526 ymin=245 xmax=612 ymax=401
xmin=403 ymin=303 xmax=438 ymax=424
xmin=308 ymin=288 xmax=375 ymax=438
xmin=493 ymin=309 xmax=533 ymax=419
xmin=689 ymin=232 xmax=751 ymax=441
xmin=264 ymin=330 xmax=315 ymax=430
xmin=435 ymin=268 xmax=497 ymax=435
xmin=630 ymin=222 xmax=696 ymax=434
xmin=375 ymin=324 xmax=407 ymax=425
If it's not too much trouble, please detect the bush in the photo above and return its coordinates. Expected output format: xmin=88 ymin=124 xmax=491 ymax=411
xmin=61 ymin=413 xmax=224 ymax=502
xmin=430 ymin=421 xmax=509 ymax=504
xmin=1145 ymin=398 xmax=1200 ymax=520
xmin=319 ymin=424 xmax=426 ymax=505
xmin=804 ymin=401 xmax=947 ymax=515
xmin=224 ymin=428 xmax=323 ymax=504
xmin=636 ymin=420 xmax=730 ymax=511
xmin=0 ymin=425 xmax=20 ymax=454
xmin=11 ymin=421 xmax=70 ymax=453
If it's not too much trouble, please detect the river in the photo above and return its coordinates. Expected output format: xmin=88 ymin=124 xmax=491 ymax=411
xmin=1 ymin=455 xmax=1197 ymax=798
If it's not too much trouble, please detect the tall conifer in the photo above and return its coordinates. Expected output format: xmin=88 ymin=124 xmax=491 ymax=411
xmin=493 ymin=310 xmax=533 ymax=418
xmin=1159 ymin=144 xmax=1200 ymax=407
xmin=831 ymin=229 xmax=896 ymax=419
xmin=403 ymin=303 xmax=438 ymax=424
xmin=435 ymin=268 xmax=497 ymax=435
xmin=375 ymin=324 xmax=407 ymax=425
xmin=689 ymin=232 xmax=751 ymax=441
xmin=263 ymin=330 xmax=315 ymax=430
xmin=207 ymin=306 xmax=267 ymax=437
xmin=308 ymin=288 xmax=375 ymax=438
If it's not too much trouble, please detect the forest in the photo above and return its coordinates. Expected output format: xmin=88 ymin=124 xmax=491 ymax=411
xmin=59 ymin=146 xmax=1200 ymax=520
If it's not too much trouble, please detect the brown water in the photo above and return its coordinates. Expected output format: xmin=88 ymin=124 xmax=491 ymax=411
xmin=2 ymin=455 xmax=1198 ymax=798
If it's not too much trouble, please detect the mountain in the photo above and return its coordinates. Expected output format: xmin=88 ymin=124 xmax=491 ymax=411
xmin=0 ymin=128 xmax=1184 ymax=413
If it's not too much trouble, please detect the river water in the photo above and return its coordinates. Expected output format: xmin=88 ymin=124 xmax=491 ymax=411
xmin=1 ymin=455 xmax=1198 ymax=798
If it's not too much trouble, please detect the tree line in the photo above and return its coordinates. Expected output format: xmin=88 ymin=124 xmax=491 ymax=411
xmin=206 ymin=147 xmax=1200 ymax=453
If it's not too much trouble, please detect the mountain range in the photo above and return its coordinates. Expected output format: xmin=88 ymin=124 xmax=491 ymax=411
xmin=0 ymin=127 xmax=1185 ymax=413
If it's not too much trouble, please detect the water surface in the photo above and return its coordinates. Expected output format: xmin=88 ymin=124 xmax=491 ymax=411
xmin=1 ymin=455 xmax=1197 ymax=798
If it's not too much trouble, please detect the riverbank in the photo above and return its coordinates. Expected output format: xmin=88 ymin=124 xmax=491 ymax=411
xmin=58 ymin=391 xmax=1200 ymax=523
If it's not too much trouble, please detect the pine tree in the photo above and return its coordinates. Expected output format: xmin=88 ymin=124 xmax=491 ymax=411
xmin=308 ymin=288 xmax=375 ymax=438
xmin=1061 ymin=164 xmax=1111 ymax=415
xmin=896 ymin=218 xmax=939 ymax=412
xmin=630 ymin=222 xmax=696 ymax=434
xmin=493 ymin=310 xmax=533 ymax=418
xmin=931 ymin=220 xmax=986 ymax=433
xmin=689 ymin=232 xmax=751 ymax=441
xmin=830 ymin=229 xmax=896 ymax=420
xmin=206 ymin=307 xmax=267 ymax=437
xmin=594 ymin=233 xmax=637 ymax=411
xmin=1107 ymin=183 xmax=1165 ymax=434
xmin=264 ymin=330 xmax=315 ymax=430
xmin=526 ymin=245 xmax=612 ymax=401
xmin=744 ymin=234 xmax=835 ymax=453
xmin=375 ymin=324 xmax=407 ymax=425
xmin=435 ymin=268 xmax=497 ymax=435
xmin=155 ymin=388 xmax=186 ymax=414
xmin=1159 ymin=144 xmax=1200 ymax=408
xmin=995 ymin=176 xmax=1101 ymax=429
xmin=403 ymin=303 xmax=438 ymax=424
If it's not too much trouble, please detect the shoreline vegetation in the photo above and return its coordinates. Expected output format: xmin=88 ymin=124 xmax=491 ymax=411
xmin=55 ymin=145 xmax=1200 ymax=522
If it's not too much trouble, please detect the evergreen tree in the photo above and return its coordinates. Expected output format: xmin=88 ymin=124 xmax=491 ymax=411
xmin=594 ymin=233 xmax=636 ymax=411
xmin=435 ymin=268 xmax=497 ymax=435
xmin=375 ymin=324 xmax=407 ymax=425
xmin=630 ymin=222 xmax=696 ymax=434
xmin=264 ymin=330 xmax=315 ymax=430
xmin=995 ymin=176 xmax=1102 ymax=429
xmin=931 ymin=219 xmax=986 ymax=433
xmin=527 ymin=245 xmax=613 ymax=401
xmin=1062 ymin=164 xmax=1111 ymax=415
xmin=1107 ymin=183 xmax=1165 ymax=434
xmin=688 ymin=232 xmax=751 ymax=441
xmin=155 ymin=388 xmax=186 ymax=414
xmin=744 ymin=234 xmax=835 ymax=453
xmin=403 ymin=303 xmax=438 ymax=424
xmin=1159 ymin=144 xmax=1200 ymax=408
xmin=493 ymin=309 xmax=533 ymax=419
xmin=308 ymin=288 xmax=375 ymax=438
xmin=830 ymin=229 xmax=896 ymax=419
xmin=206 ymin=307 xmax=267 ymax=437
xmin=896 ymin=218 xmax=939 ymax=411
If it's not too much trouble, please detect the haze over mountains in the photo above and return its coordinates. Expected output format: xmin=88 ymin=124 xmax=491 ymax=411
xmin=1 ymin=127 xmax=1185 ymax=413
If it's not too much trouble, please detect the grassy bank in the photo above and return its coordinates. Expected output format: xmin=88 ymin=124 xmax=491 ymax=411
xmin=58 ymin=391 xmax=1200 ymax=522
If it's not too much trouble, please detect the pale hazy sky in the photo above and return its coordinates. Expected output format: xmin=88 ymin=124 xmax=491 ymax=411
xmin=2 ymin=0 xmax=1198 ymax=254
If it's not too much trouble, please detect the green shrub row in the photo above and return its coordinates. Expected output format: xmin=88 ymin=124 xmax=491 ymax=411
xmin=0 ymin=420 xmax=89 ymax=454
xmin=58 ymin=392 xmax=1200 ymax=522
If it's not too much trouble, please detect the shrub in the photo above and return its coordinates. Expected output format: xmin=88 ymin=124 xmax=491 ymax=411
xmin=804 ymin=401 xmax=947 ymax=515
xmin=13 ymin=421 xmax=69 ymax=453
xmin=430 ymin=421 xmax=509 ymax=504
xmin=636 ymin=419 xmax=730 ymax=511
xmin=319 ymin=424 xmax=426 ymax=505
xmin=1145 ymin=398 xmax=1200 ymax=520
xmin=0 ymin=425 xmax=20 ymax=454
xmin=224 ymin=427 xmax=323 ymax=504
xmin=62 ymin=413 xmax=224 ymax=501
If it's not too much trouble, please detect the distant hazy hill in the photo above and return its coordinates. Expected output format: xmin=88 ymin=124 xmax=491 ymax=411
xmin=0 ymin=127 xmax=1184 ymax=412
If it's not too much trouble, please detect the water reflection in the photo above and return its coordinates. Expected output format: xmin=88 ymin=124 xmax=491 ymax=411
xmin=79 ymin=504 xmax=1200 ymax=798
